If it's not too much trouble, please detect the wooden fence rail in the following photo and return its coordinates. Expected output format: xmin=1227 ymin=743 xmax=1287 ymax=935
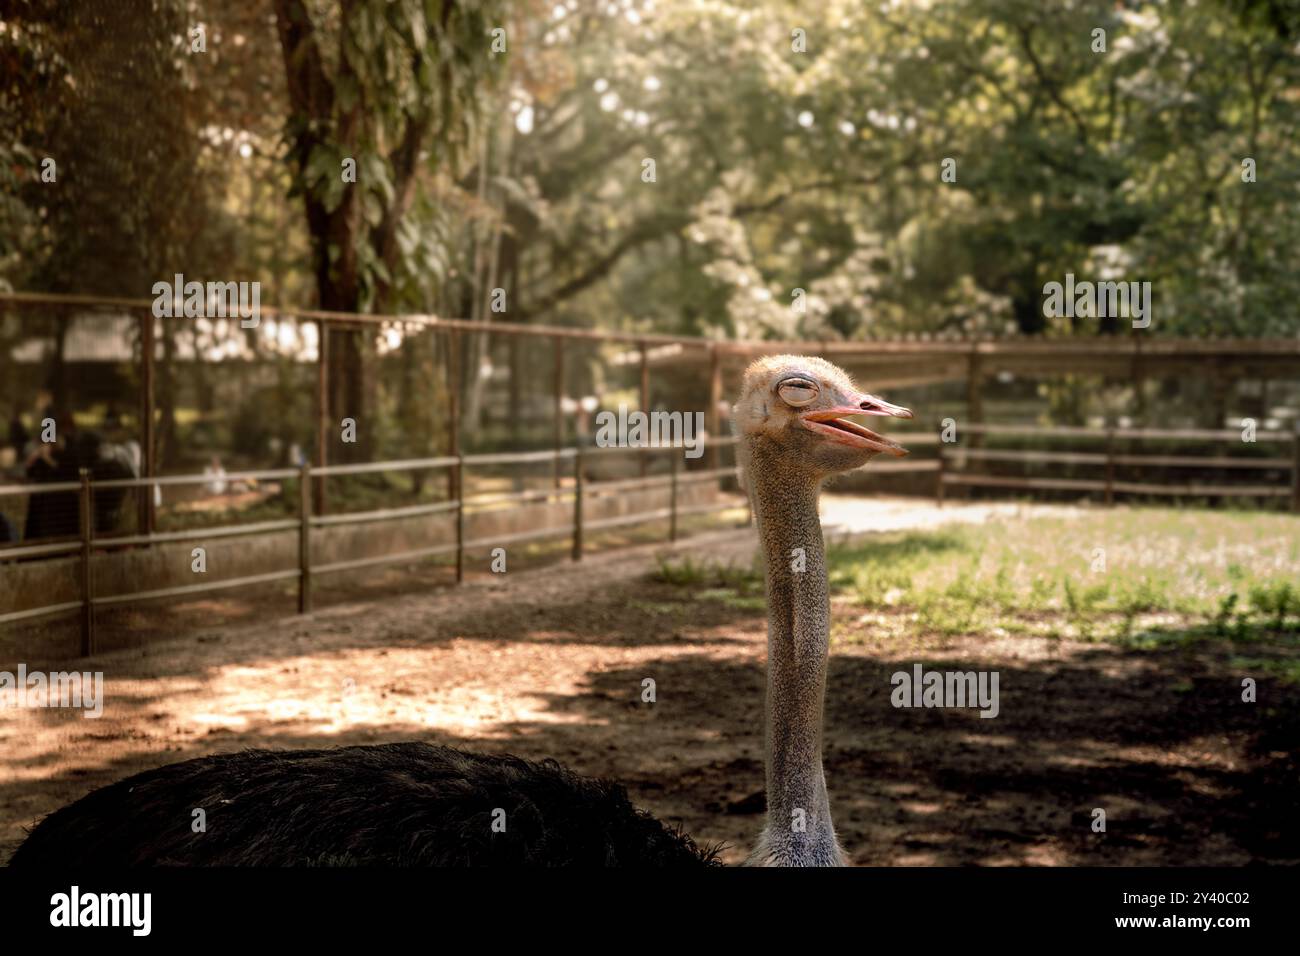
xmin=0 ymin=439 xmax=745 ymax=655
xmin=937 ymin=423 xmax=1300 ymax=510
xmin=5 ymin=422 xmax=1297 ymax=656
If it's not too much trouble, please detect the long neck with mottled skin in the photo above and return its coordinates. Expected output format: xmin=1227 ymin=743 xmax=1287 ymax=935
xmin=742 ymin=435 xmax=845 ymax=867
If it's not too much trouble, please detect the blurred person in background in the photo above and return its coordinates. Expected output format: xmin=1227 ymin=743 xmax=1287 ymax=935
xmin=22 ymin=406 xmax=83 ymax=540
xmin=203 ymin=455 xmax=228 ymax=496
xmin=19 ymin=406 xmax=130 ymax=539
xmin=8 ymin=406 xmax=28 ymax=464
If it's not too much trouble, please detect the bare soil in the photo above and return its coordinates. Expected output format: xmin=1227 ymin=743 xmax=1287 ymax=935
xmin=3 ymin=500 xmax=1296 ymax=866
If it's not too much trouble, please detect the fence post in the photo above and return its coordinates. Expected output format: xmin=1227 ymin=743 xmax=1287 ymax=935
xmin=138 ymin=312 xmax=156 ymax=535
xmin=965 ymin=350 xmax=984 ymax=450
xmin=455 ymin=454 xmax=465 ymax=583
xmin=79 ymin=468 xmax=94 ymax=656
xmin=707 ymin=344 xmax=722 ymax=471
xmin=1104 ymin=427 xmax=1116 ymax=507
xmin=572 ymin=445 xmax=584 ymax=561
xmin=669 ymin=449 xmax=679 ymax=542
xmin=448 ymin=329 xmax=461 ymax=503
xmin=639 ymin=340 xmax=650 ymax=479
xmin=1292 ymin=428 xmax=1300 ymax=514
xmin=936 ymin=431 xmax=946 ymax=508
xmin=298 ymin=462 xmax=312 ymax=613
xmin=553 ymin=335 xmax=565 ymax=489
xmin=315 ymin=319 xmax=329 ymax=515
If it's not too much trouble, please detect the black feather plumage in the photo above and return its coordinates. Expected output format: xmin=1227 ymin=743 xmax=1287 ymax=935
xmin=10 ymin=743 xmax=720 ymax=867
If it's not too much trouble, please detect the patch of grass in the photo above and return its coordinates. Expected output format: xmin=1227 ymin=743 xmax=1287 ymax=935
xmin=628 ymin=599 xmax=682 ymax=617
xmin=653 ymin=553 xmax=764 ymax=612
xmin=719 ymin=593 xmax=767 ymax=612
xmin=1249 ymin=581 xmax=1299 ymax=633
xmin=654 ymin=554 xmax=763 ymax=593
xmin=1229 ymin=656 xmax=1300 ymax=685
xmin=827 ymin=508 xmax=1300 ymax=644
xmin=652 ymin=508 xmax=1300 ymax=648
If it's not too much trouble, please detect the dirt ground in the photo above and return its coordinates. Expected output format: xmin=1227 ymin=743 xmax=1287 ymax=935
xmin=3 ymin=498 xmax=1296 ymax=866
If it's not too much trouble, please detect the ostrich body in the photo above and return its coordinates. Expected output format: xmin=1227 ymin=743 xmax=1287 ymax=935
xmin=10 ymin=744 xmax=712 ymax=866
xmin=10 ymin=356 xmax=909 ymax=867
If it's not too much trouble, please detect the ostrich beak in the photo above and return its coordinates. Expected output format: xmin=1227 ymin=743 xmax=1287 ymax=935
xmin=801 ymin=391 xmax=913 ymax=458
xmin=855 ymin=393 xmax=914 ymax=420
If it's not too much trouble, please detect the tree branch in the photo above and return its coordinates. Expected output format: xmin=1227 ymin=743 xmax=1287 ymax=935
xmin=1017 ymin=24 xmax=1089 ymax=146
xmin=519 ymin=211 xmax=691 ymax=319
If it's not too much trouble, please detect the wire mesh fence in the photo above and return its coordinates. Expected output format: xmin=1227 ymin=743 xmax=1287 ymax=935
xmin=0 ymin=294 xmax=750 ymax=658
xmin=3 ymin=292 xmax=1300 ymax=659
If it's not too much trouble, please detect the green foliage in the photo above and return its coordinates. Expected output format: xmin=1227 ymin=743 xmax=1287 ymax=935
xmin=654 ymin=553 xmax=763 ymax=594
xmin=489 ymin=0 xmax=1300 ymax=338
xmin=825 ymin=508 xmax=1300 ymax=643
xmin=277 ymin=0 xmax=507 ymax=314
xmin=4 ymin=0 xmax=1298 ymax=346
xmin=654 ymin=509 xmax=1298 ymax=650
xmin=1227 ymin=655 xmax=1300 ymax=684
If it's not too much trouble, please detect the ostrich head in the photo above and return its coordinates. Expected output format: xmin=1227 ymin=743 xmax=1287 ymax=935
xmin=732 ymin=354 xmax=913 ymax=480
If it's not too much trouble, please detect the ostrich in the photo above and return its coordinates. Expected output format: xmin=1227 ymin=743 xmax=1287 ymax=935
xmin=9 ymin=355 xmax=910 ymax=867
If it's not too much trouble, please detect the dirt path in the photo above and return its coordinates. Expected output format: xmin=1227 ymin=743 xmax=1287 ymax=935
xmin=3 ymin=496 xmax=1294 ymax=865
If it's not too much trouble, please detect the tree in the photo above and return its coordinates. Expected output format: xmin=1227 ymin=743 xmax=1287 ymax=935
xmin=271 ymin=0 xmax=504 ymax=459
xmin=472 ymin=0 xmax=1300 ymax=340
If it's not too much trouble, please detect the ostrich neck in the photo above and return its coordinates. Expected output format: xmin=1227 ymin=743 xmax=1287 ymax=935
xmin=744 ymin=437 xmax=839 ymax=863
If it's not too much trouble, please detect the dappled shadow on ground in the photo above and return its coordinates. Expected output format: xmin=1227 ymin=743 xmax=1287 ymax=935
xmin=818 ymin=644 xmax=1300 ymax=865
xmin=3 ymin=551 xmax=1297 ymax=865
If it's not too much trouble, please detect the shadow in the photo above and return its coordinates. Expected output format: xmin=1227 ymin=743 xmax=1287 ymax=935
xmin=3 ymin=540 xmax=1298 ymax=866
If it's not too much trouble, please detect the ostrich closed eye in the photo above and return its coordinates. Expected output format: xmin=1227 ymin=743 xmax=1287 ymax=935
xmin=9 ymin=356 xmax=910 ymax=868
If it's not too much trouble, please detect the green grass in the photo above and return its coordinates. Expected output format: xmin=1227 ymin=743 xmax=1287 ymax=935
xmin=1227 ymin=656 xmax=1300 ymax=685
xmin=655 ymin=508 xmax=1300 ymax=645
xmin=653 ymin=553 xmax=764 ymax=593
xmin=652 ymin=553 xmax=766 ymax=611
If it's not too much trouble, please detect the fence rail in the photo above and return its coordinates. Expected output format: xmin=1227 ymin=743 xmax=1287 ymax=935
xmin=0 ymin=442 xmax=746 ymax=653
xmin=959 ymin=423 xmax=1295 ymax=442
xmin=5 ymin=421 xmax=1298 ymax=655
xmin=937 ymin=423 xmax=1300 ymax=509
xmin=9 ymin=289 xmax=1297 ymax=547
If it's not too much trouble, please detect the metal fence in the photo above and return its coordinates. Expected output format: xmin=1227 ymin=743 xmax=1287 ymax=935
xmin=7 ymin=417 xmax=1297 ymax=657
xmin=0 ymin=437 xmax=745 ymax=655
xmin=938 ymin=425 xmax=1300 ymax=507
xmin=0 ymin=292 xmax=744 ymax=540
xmin=6 ymin=291 xmax=1300 ymax=532
xmin=4 ymin=291 xmax=1300 ymax=656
